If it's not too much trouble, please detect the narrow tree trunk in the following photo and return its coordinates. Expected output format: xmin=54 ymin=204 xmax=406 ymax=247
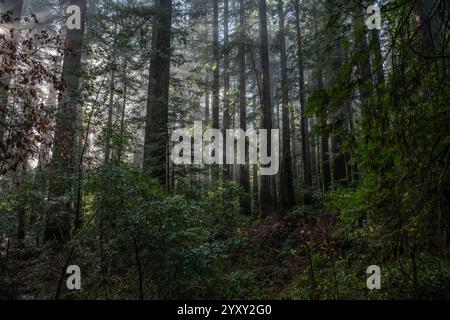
xmin=143 ymin=0 xmax=173 ymax=188
xmin=316 ymin=61 xmax=330 ymax=191
xmin=252 ymin=95 xmax=259 ymax=215
xmin=204 ymin=89 xmax=210 ymax=122
xmin=238 ymin=0 xmax=251 ymax=214
xmin=223 ymin=0 xmax=232 ymax=179
xmin=370 ymin=29 xmax=385 ymax=87
xmin=258 ymin=0 xmax=277 ymax=217
xmin=370 ymin=26 xmax=388 ymax=131
xmin=320 ymin=131 xmax=330 ymax=191
xmin=294 ymin=0 xmax=313 ymax=196
xmin=117 ymin=58 xmax=127 ymax=163
xmin=211 ymin=0 xmax=220 ymax=182
xmin=331 ymin=39 xmax=348 ymax=184
xmin=352 ymin=13 xmax=374 ymax=132
xmin=313 ymin=1 xmax=330 ymax=192
xmin=204 ymin=89 xmax=210 ymax=185
xmin=310 ymin=119 xmax=318 ymax=186
xmin=105 ymin=23 xmax=118 ymax=164
xmin=278 ymin=0 xmax=295 ymax=214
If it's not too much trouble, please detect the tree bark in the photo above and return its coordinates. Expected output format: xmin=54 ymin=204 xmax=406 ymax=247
xmin=312 ymin=1 xmax=330 ymax=192
xmin=204 ymin=90 xmax=210 ymax=122
xmin=352 ymin=13 xmax=374 ymax=132
xmin=46 ymin=0 xmax=88 ymax=243
xmin=294 ymin=0 xmax=313 ymax=196
xmin=238 ymin=0 xmax=251 ymax=214
xmin=105 ymin=23 xmax=118 ymax=164
xmin=223 ymin=0 xmax=232 ymax=180
xmin=143 ymin=0 xmax=173 ymax=188
xmin=331 ymin=39 xmax=349 ymax=184
xmin=278 ymin=0 xmax=295 ymax=213
xmin=211 ymin=0 xmax=220 ymax=182
xmin=117 ymin=57 xmax=127 ymax=163
xmin=258 ymin=0 xmax=278 ymax=217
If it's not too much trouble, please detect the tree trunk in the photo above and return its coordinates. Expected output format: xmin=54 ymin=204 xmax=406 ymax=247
xmin=204 ymin=89 xmax=210 ymax=122
xmin=258 ymin=0 xmax=277 ymax=217
xmin=238 ymin=0 xmax=251 ymax=214
xmin=294 ymin=0 xmax=313 ymax=197
xmin=317 ymin=62 xmax=330 ymax=191
xmin=415 ymin=0 xmax=441 ymax=54
xmin=278 ymin=0 xmax=295 ymax=214
xmin=143 ymin=0 xmax=173 ymax=188
xmin=46 ymin=0 xmax=87 ymax=243
xmin=211 ymin=0 xmax=220 ymax=182
xmin=223 ymin=0 xmax=232 ymax=180
xmin=370 ymin=26 xmax=388 ymax=130
xmin=352 ymin=13 xmax=374 ymax=132
xmin=312 ymin=1 xmax=330 ymax=192
xmin=117 ymin=57 xmax=127 ymax=163
xmin=331 ymin=39 xmax=349 ymax=184
xmin=310 ymin=119 xmax=318 ymax=186
xmin=105 ymin=23 xmax=118 ymax=164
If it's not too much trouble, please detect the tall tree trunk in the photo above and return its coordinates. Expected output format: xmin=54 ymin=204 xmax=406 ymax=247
xmin=204 ymin=89 xmax=210 ymax=184
xmin=45 ymin=0 xmax=87 ymax=243
xmin=0 ymin=0 xmax=24 ymax=148
xmin=211 ymin=0 xmax=220 ymax=182
xmin=278 ymin=0 xmax=295 ymax=213
xmin=204 ymin=90 xmax=210 ymax=122
xmin=415 ymin=0 xmax=441 ymax=54
xmin=312 ymin=1 xmax=330 ymax=191
xmin=352 ymin=12 xmax=374 ymax=132
xmin=370 ymin=28 xmax=385 ymax=87
xmin=38 ymin=87 xmax=58 ymax=171
xmin=310 ymin=119 xmax=318 ymax=186
xmin=105 ymin=23 xmax=118 ymax=164
xmin=258 ymin=0 xmax=277 ymax=217
xmin=143 ymin=0 xmax=173 ymax=188
xmin=294 ymin=0 xmax=313 ymax=197
xmin=331 ymin=39 xmax=349 ymax=184
xmin=223 ymin=0 xmax=232 ymax=179
xmin=318 ymin=74 xmax=330 ymax=192
xmin=238 ymin=0 xmax=251 ymax=214
xmin=117 ymin=57 xmax=127 ymax=163
xmin=370 ymin=25 xmax=388 ymax=131
xmin=251 ymin=95 xmax=259 ymax=215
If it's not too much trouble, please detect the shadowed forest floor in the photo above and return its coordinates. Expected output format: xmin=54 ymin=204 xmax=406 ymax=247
xmin=3 ymin=203 xmax=448 ymax=300
xmin=1 ymin=209 xmax=336 ymax=300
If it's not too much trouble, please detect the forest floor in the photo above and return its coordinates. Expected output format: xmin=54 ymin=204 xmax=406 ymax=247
xmin=218 ymin=210 xmax=340 ymax=299
xmin=0 ymin=209 xmax=340 ymax=300
xmin=0 ymin=242 xmax=62 ymax=299
xmin=6 ymin=204 xmax=444 ymax=300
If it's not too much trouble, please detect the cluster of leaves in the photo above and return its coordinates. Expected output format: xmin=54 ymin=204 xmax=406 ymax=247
xmin=59 ymin=165 xmax=246 ymax=299
xmin=0 ymin=11 xmax=64 ymax=174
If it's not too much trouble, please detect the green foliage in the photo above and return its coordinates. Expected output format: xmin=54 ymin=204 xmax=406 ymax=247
xmin=65 ymin=165 xmax=245 ymax=299
xmin=0 ymin=170 xmax=50 ymax=244
xmin=326 ymin=186 xmax=368 ymax=225
xmin=285 ymin=205 xmax=318 ymax=221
